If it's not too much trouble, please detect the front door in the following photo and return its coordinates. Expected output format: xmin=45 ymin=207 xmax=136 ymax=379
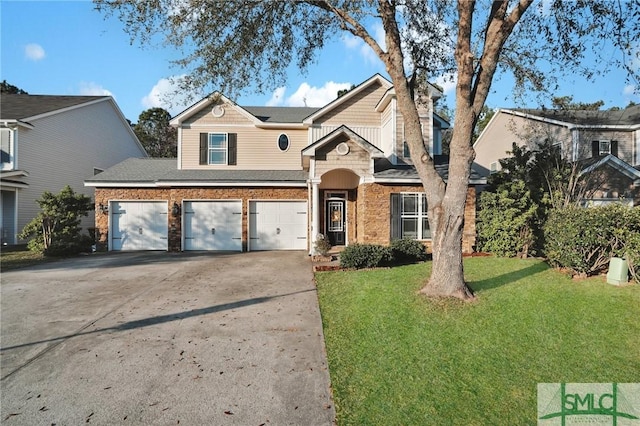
xmin=326 ymin=199 xmax=345 ymax=246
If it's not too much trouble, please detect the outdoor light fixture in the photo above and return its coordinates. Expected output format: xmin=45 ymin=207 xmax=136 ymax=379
xmin=171 ymin=202 xmax=181 ymax=217
xmin=99 ymin=203 xmax=109 ymax=214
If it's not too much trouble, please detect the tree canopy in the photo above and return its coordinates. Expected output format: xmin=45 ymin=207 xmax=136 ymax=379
xmin=133 ymin=107 xmax=177 ymax=158
xmin=1 ymin=80 xmax=28 ymax=94
xmin=95 ymin=0 xmax=640 ymax=299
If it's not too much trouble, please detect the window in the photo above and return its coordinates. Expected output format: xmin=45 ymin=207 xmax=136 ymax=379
xmin=208 ymin=133 xmax=227 ymax=164
xmin=390 ymin=193 xmax=431 ymax=240
xmin=199 ymin=132 xmax=237 ymax=165
xmin=403 ymin=141 xmax=411 ymax=158
xmin=1 ymin=128 xmax=11 ymax=165
xmin=278 ymin=134 xmax=290 ymax=151
xmin=592 ymin=140 xmax=618 ymax=158
xmin=490 ymin=161 xmax=498 ymax=174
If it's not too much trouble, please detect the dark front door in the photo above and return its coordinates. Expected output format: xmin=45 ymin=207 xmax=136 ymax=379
xmin=326 ymin=199 xmax=345 ymax=246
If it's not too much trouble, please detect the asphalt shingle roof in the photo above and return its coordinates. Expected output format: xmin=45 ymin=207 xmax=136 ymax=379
xmin=86 ymin=158 xmax=308 ymax=184
xmin=243 ymin=106 xmax=320 ymax=123
xmin=1 ymin=94 xmax=107 ymax=120
xmin=514 ymin=104 xmax=640 ymax=126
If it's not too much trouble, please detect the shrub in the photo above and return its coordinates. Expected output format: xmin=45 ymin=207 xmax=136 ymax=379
xmin=544 ymin=204 xmax=640 ymax=278
xmin=314 ymin=233 xmax=332 ymax=256
xmin=477 ymin=180 xmax=538 ymax=258
xmin=390 ymin=238 xmax=428 ymax=263
xmin=340 ymin=244 xmax=393 ymax=269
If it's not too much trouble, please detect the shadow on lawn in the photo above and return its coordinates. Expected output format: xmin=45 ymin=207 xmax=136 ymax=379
xmin=468 ymin=260 xmax=550 ymax=292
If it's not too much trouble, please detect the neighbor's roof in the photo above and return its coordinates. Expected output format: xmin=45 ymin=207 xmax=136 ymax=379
xmin=510 ymin=104 xmax=640 ymax=127
xmin=0 ymin=94 xmax=108 ymax=121
xmin=85 ymin=158 xmax=308 ymax=187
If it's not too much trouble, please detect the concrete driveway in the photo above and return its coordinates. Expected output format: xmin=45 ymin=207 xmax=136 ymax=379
xmin=1 ymin=251 xmax=335 ymax=425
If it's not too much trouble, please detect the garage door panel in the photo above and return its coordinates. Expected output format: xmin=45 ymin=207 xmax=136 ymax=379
xmin=184 ymin=201 xmax=242 ymax=251
xmin=250 ymin=201 xmax=307 ymax=251
xmin=110 ymin=202 xmax=168 ymax=251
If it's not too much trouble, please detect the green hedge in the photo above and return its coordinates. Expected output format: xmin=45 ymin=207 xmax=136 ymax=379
xmin=339 ymin=239 xmax=428 ymax=269
xmin=544 ymin=204 xmax=640 ymax=281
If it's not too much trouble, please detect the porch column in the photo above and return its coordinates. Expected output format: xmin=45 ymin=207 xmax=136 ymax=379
xmin=311 ymin=178 xmax=321 ymax=255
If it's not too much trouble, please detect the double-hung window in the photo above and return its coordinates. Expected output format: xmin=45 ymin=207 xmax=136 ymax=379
xmin=199 ymin=132 xmax=237 ymax=165
xmin=390 ymin=193 xmax=431 ymax=240
xmin=208 ymin=133 xmax=227 ymax=165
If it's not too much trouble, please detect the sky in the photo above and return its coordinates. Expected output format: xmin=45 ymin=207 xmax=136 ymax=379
xmin=2 ymin=0 xmax=638 ymax=124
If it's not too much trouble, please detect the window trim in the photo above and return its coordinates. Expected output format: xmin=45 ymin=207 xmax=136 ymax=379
xmin=391 ymin=192 xmax=431 ymax=241
xmin=277 ymin=133 xmax=290 ymax=152
xmin=599 ymin=140 xmax=611 ymax=156
xmin=208 ymin=132 xmax=228 ymax=165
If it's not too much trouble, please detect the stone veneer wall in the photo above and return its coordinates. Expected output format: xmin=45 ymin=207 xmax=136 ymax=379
xmin=94 ymin=187 xmax=308 ymax=252
xmin=356 ymin=183 xmax=477 ymax=253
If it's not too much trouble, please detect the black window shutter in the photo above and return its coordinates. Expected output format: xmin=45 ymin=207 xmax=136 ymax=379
xmin=611 ymin=140 xmax=618 ymax=157
xmin=228 ymin=133 xmax=237 ymax=165
xmin=390 ymin=193 xmax=401 ymax=240
xmin=199 ymin=133 xmax=208 ymax=165
xmin=591 ymin=141 xmax=599 ymax=158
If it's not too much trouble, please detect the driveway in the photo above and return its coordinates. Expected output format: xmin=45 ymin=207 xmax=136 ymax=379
xmin=1 ymin=251 xmax=335 ymax=425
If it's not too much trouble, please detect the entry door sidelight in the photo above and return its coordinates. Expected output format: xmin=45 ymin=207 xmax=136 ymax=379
xmin=326 ymin=200 xmax=345 ymax=246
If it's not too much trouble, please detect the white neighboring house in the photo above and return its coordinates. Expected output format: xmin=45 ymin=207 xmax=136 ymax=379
xmin=0 ymin=94 xmax=147 ymax=245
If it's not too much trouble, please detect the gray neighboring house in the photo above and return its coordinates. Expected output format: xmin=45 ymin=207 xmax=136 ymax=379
xmin=0 ymin=94 xmax=147 ymax=245
xmin=473 ymin=105 xmax=640 ymax=205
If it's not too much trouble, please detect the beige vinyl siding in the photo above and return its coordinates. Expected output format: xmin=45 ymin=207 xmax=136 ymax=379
xmin=16 ymin=99 xmax=146 ymax=242
xmin=180 ymin=126 xmax=307 ymax=170
xmin=314 ymin=82 xmax=387 ymax=127
xmin=314 ymin=140 xmax=372 ymax=180
xmin=474 ymin=112 xmax=571 ymax=175
xmin=184 ymin=102 xmax=255 ymax=126
xmin=311 ymin=126 xmax=381 ymax=148
xmin=381 ymin=104 xmax=394 ymax=158
xmin=576 ymin=129 xmax=634 ymax=163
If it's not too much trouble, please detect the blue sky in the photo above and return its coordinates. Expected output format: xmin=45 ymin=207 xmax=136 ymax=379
xmin=2 ymin=1 xmax=638 ymax=123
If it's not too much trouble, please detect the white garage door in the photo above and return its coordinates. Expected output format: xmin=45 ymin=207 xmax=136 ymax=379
xmin=249 ymin=201 xmax=308 ymax=251
xmin=111 ymin=201 xmax=168 ymax=251
xmin=183 ymin=200 xmax=242 ymax=251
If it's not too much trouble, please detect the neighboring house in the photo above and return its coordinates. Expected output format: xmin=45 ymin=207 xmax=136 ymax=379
xmin=473 ymin=105 xmax=640 ymax=205
xmin=86 ymin=74 xmax=484 ymax=254
xmin=0 ymin=95 xmax=147 ymax=245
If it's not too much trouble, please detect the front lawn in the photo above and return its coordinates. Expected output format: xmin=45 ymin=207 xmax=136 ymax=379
xmin=315 ymin=257 xmax=640 ymax=425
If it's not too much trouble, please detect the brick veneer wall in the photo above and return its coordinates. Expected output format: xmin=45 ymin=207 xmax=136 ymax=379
xmin=94 ymin=187 xmax=308 ymax=252
xmin=356 ymin=183 xmax=477 ymax=253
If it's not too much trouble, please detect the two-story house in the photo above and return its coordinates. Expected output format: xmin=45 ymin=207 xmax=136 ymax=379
xmin=0 ymin=95 xmax=147 ymax=246
xmin=86 ymin=74 xmax=484 ymax=253
xmin=473 ymin=105 xmax=640 ymax=205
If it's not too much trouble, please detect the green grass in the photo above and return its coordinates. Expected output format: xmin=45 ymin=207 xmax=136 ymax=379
xmin=0 ymin=248 xmax=52 ymax=272
xmin=315 ymin=257 xmax=640 ymax=425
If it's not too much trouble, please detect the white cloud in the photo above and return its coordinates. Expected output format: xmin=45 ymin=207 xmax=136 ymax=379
xmin=433 ymin=73 xmax=457 ymax=97
xmin=341 ymin=23 xmax=386 ymax=66
xmin=268 ymin=81 xmax=353 ymax=107
xmin=266 ymin=86 xmax=287 ymax=107
xmin=141 ymin=75 xmax=192 ymax=115
xmin=25 ymin=43 xmax=45 ymax=61
xmin=77 ymin=82 xmax=114 ymax=97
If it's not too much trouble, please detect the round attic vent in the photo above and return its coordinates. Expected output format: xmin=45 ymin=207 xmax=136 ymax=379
xmin=336 ymin=142 xmax=350 ymax=156
xmin=212 ymin=105 xmax=225 ymax=117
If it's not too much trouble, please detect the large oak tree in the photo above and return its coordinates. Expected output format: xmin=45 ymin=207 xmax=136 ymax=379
xmin=96 ymin=0 xmax=639 ymax=299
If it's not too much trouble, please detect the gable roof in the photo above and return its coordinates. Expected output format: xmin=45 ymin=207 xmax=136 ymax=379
xmin=303 ymin=74 xmax=392 ymax=124
xmin=373 ymin=156 xmax=487 ymax=185
xmin=501 ymin=105 xmax=640 ymax=128
xmin=579 ymin=154 xmax=640 ymax=182
xmin=302 ymin=125 xmax=385 ymax=158
xmin=1 ymin=94 xmax=109 ymax=122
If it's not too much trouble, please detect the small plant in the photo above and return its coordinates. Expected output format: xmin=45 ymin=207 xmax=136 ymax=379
xmin=314 ymin=233 xmax=332 ymax=256
xmin=390 ymin=238 xmax=428 ymax=263
xmin=340 ymin=244 xmax=393 ymax=269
